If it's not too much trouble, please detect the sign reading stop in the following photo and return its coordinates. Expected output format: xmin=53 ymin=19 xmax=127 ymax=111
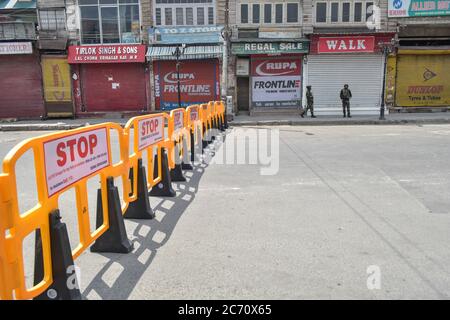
xmin=137 ymin=115 xmax=164 ymax=151
xmin=43 ymin=128 xmax=110 ymax=197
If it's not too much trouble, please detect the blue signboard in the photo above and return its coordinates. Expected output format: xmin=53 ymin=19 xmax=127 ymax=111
xmin=149 ymin=26 xmax=224 ymax=44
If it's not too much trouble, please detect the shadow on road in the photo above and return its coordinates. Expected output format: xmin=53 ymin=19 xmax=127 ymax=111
xmin=81 ymin=137 xmax=223 ymax=300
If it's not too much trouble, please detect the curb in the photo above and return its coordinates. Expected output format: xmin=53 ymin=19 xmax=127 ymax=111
xmin=2 ymin=118 xmax=450 ymax=131
xmin=229 ymin=118 xmax=450 ymax=127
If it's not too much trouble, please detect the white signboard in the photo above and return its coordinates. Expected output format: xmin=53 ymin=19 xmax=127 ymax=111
xmin=173 ymin=110 xmax=184 ymax=131
xmin=0 ymin=42 xmax=32 ymax=55
xmin=190 ymin=108 xmax=199 ymax=122
xmin=137 ymin=116 xmax=164 ymax=151
xmin=44 ymin=128 xmax=110 ymax=197
xmin=251 ymin=58 xmax=302 ymax=107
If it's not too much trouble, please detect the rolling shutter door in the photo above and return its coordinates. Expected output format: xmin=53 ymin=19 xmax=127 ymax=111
xmin=81 ymin=63 xmax=146 ymax=112
xmin=0 ymin=53 xmax=44 ymax=119
xmin=307 ymin=54 xmax=383 ymax=115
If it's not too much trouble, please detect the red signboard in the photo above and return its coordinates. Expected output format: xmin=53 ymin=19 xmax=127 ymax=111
xmin=154 ymin=59 xmax=220 ymax=110
xmin=68 ymin=45 xmax=146 ymax=64
xmin=317 ymin=36 xmax=375 ymax=54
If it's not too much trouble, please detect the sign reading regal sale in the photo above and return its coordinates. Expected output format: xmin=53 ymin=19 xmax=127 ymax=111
xmin=317 ymin=36 xmax=375 ymax=53
xmin=44 ymin=128 xmax=110 ymax=197
xmin=68 ymin=45 xmax=146 ymax=64
xmin=137 ymin=116 xmax=164 ymax=151
xmin=251 ymin=57 xmax=302 ymax=108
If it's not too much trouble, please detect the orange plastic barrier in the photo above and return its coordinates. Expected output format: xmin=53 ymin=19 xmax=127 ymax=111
xmin=0 ymin=101 xmax=227 ymax=300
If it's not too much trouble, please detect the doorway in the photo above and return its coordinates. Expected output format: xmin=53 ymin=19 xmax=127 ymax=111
xmin=237 ymin=77 xmax=249 ymax=113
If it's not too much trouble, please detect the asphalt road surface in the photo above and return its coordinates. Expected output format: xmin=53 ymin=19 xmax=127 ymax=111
xmin=1 ymin=124 xmax=450 ymax=299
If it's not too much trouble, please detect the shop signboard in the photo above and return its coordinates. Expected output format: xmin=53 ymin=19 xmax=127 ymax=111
xmin=154 ymin=60 xmax=220 ymax=110
xmin=251 ymin=57 xmax=302 ymax=107
xmin=388 ymin=0 xmax=450 ymax=17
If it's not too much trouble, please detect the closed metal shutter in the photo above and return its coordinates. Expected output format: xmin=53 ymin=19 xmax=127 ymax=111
xmin=0 ymin=53 xmax=45 ymax=119
xmin=80 ymin=63 xmax=147 ymax=112
xmin=307 ymin=54 xmax=383 ymax=115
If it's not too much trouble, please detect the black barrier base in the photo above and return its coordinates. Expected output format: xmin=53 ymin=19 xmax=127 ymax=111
xmin=149 ymin=148 xmax=176 ymax=197
xmin=90 ymin=177 xmax=134 ymax=253
xmin=170 ymin=164 xmax=186 ymax=182
xmin=190 ymin=129 xmax=196 ymax=163
xmin=34 ymin=210 xmax=82 ymax=300
xmin=182 ymin=134 xmax=194 ymax=170
xmin=181 ymin=163 xmax=193 ymax=170
xmin=124 ymin=159 xmax=155 ymax=219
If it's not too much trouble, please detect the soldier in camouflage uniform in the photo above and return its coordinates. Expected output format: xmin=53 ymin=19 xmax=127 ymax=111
xmin=340 ymin=84 xmax=352 ymax=118
xmin=302 ymin=85 xmax=316 ymax=118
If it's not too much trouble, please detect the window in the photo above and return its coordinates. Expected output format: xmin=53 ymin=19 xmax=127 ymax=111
xmin=208 ymin=7 xmax=214 ymax=24
xmin=252 ymin=4 xmax=260 ymax=23
xmin=156 ymin=8 xmax=162 ymax=25
xmin=366 ymin=2 xmax=373 ymax=20
xmin=331 ymin=3 xmax=339 ymax=22
xmin=176 ymin=8 xmax=184 ymax=25
xmin=316 ymin=3 xmax=327 ymax=23
xmin=264 ymin=4 xmax=271 ymax=23
xmin=80 ymin=6 xmax=100 ymax=43
xmin=354 ymin=2 xmax=362 ymax=21
xmin=197 ymin=7 xmax=205 ymax=25
xmin=79 ymin=0 xmax=140 ymax=44
xmin=241 ymin=4 xmax=248 ymax=23
xmin=165 ymin=8 xmax=173 ymax=25
xmin=275 ymin=4 xmax=283 ymax=23
xmin=186 ymin=7 xmax=194 ymax=24
xmin=154 ymin=0 xmax=215 ymax=26
xmin=342 ymin=2 xmax=350 ymax=22
xmin=39 ymin=9 xmax=66 ymax=31
xmin=287 ymin=3 xmax=298 ymax=23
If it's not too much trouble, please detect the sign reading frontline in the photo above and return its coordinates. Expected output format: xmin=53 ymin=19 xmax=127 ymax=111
xmin=317 ymin=36 xmax=375 ymax=53
xmin=137 ymin=116 xmax=164 ymax=151
xmin=388 ymin=0 xmax=450 ymax=17
xmin=173 ymin=110 xmax=184 ymax=131
xmin=68 ymin=45 xmax=146 ymax=63
xmin=251 ymin=57 xmax=302 ymax=108
xmin=231 ymin=41 xmax=309 ymax=55
xmin=154 ymin=60 xmax=220 ymax=110
xmin=44 ymin=128 xmax=110 ymax=197
xmin=0 ymin=42 xmax=32 ymax=55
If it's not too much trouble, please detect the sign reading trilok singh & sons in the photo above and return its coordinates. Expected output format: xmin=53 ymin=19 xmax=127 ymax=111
xmin=68 ymin=44 xmax=146 ymax=63
xmin=231 ymin=41 xmax=309 ymax=55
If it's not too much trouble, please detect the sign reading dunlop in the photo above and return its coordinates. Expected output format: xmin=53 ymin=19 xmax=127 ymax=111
xmin=231 ymin=41 xmax=309 ymax=55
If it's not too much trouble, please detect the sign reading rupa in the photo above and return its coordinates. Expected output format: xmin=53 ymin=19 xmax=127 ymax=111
xmin=44 ymin=128 xmax=110 ymax=197
xmin=138 ymin=116 xmax=164 ymax=151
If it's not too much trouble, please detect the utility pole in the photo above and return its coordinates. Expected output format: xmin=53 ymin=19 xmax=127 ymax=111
xmin=221 ymin=0 xmax=230 ymax=99
xmin=173 ymin=44 xmax=186 ymax=109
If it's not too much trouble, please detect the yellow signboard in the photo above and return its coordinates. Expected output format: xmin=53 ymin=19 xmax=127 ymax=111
xmin=396 ymin=54 xmax=450 ymax=107
xmin=41 ymin=56 xmax=72 ymax=102
xmin=385 ymin=54 xmax=396 ymax=106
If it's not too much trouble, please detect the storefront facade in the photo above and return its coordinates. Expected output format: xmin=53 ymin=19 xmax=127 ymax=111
xmin=0 ymin=42 xmax=45 ymax=119
xmin=147 ymin=26 xmax=224 ymax=111
xmin=230 ymin=40 xmax=309 ymax=113
xmin=306 ymin=33 xmax=395 ymax=115
xmin=386 ymin=0 xmax=450 ymax=110
xmin=153 ymin=58 xmax=220 ymax=109
xmin=68 ymin=44 xmax=149 ymax=115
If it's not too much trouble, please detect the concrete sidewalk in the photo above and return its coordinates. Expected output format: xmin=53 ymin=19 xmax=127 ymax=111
xmin=2 ymin=111 xmax=450 ymax=131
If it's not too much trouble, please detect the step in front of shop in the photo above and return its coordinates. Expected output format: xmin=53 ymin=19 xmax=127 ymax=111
xmin=250 ymin=107 xmax=302 ymax=116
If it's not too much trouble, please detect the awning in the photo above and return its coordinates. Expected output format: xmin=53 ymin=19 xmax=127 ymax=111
xmin=146 ymin=45 xmax=223 ymax=61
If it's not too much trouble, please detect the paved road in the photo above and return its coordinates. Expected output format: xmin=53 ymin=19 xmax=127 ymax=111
xmin=1 ymin=124 xmax=450 ymax=299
